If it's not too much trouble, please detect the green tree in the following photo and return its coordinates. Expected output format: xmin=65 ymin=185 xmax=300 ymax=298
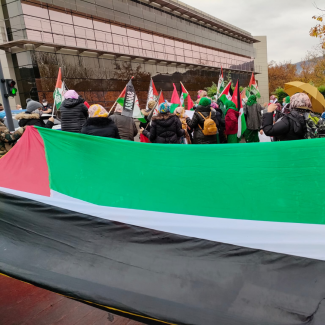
xmin=318 ymin=85 xmax=325 ymax=98
xmin=274 ymin=87 xmax=289 ymax=104
xmin=205 ymin=82 xmax=218 ymax=98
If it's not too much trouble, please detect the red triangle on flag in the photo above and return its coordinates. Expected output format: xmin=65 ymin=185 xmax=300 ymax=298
xmin=231 ymin=81 xmax=242 ymax=109
xmin=152 ymin=79 xmax=159 ymax=97
xmin=55 ymin=68 xmax=62 ymax=89
xmin=249 ymin=73 xmax=256 ymax=87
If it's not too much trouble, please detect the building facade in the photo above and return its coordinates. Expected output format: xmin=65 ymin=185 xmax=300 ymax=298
xmin=0 ymin=0 xmax=263 ymax=109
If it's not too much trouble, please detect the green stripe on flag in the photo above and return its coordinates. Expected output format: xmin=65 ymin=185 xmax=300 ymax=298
xmin=37 ymin=127 xmax=325 ymax=225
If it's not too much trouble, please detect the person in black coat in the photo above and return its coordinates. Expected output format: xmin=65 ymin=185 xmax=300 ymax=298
xmin=262 ymin=93 xmax=310 ymax=141
xmin=186 ymin=97 xmax=219 ymax=144
xmin=60 ymin=90 xmax=88 ymax=133
xmin=81 ymin=104 xmax=120 ymax=139
xmin=140 ymin=102 xmax=185 ymax=144
xmin=15 ymin=99 xmax=54 ymax=129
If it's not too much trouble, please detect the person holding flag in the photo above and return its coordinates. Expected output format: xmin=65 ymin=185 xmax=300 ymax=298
xmin=140 ymin=101 xmax=184 ymax=144
xmin=224 ymin=100 xmax=239 ymax=143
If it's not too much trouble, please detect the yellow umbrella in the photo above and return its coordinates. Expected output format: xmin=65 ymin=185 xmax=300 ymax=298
xmin=284 ymin=81 xmax=325 ymax=114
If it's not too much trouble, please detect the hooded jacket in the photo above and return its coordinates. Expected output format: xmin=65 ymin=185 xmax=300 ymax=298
xmin=60 ymin=97 xmax=88 ymax=133
xmin=81 ymin=117 xmax=120 ymax=139
xmin=186 ymin=105 xmax=218 ymax=144
xmin=15 ymin=112 xmax=54 ymax=129
xmin=142 ymin=113 xmax=184 ymax=144
xmin=262 ymin=111 xmax=306 ymax=141
xmin=225 ymin=109 xmax=239 ymax=135
xmin=109 ymin=112 xmax=138 ymax=141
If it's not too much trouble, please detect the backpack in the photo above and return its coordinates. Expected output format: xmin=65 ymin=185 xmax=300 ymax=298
xmin=286 ymin=112 xmax=306 ymax=137
xmin=198 ymin=110 xmax=218 ymax=136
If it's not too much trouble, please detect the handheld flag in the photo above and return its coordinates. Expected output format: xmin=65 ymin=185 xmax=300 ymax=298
xmin=147 ymin=90 xmax=163 ymax=122
xmin=218 ymin=81 xmax=232 ymax=105
xmin=248 ymin=73 xmax=261 ymax=98
xmin=53 ymin=68 xmax=66 ymax=111
xmin=121 ymin=78 xmax=136 ymax=117
xmin=180 ymin=82 xmax=194 ymax=110
xmin=232 ymin=80 xmax=247 ymax=138
xmin=241 ymin=87 xmax=250 ymax=106
xmin=145 ymin=79 xmax=159 ymax=110
xmin=217 ymin=67 xmax=225 ymax=97
xmin=170 ymin=84 xmax=181 ymax=113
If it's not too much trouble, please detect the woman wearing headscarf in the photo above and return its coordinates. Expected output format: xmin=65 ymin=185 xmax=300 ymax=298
xmin=186 ymin=97 xmax=218 ymax=144
xmin=244 ymin=95 xmax=264 ymax=143
xmin=224 ymin=100 xmax=239 ymax=143
xmin=60 ymin=90 xmax=89 ymax=133
xmin=81 ymin=104 xmax=120 ymax=139
xmin=140 ymin=102 xmax=184 ymax=144
xmin=262 ymin=93 xmax=310 ymax=141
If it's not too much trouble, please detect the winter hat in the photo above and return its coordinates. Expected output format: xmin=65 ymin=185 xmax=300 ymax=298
xmin=285 ymin=96 xmax=290 ymax=104
xmin=159 ymin=101 xmax=170 ymax=114
xmin=64 ymin=90 xmax=79 ymax=99
xmin=211 ymin=102 xmax=219 ymax=110
xmin=199 ymin=97 xmax=211 ymax=107
xmin=26 ymin=100 xmax=42 ymax=113
xmin=290 ymin=93 xmax=312 ymax=110
xmin=84 ymin=101 xmax=90 ymax=109
xmin=322 ymin=112 xmax=325 ymax=119
xmin=88 ymin=104 xmax=108 ymax=118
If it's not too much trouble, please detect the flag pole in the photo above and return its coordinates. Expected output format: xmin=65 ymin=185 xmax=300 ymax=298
xmin=107 ymin=76 xmax=134 ymax=115
xmin=145 ymin=90 xmax=161 ymax=129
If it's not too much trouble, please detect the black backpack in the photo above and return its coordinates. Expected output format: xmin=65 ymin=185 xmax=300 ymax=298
xmin=286 ymin=112 xmax=306 ymax=137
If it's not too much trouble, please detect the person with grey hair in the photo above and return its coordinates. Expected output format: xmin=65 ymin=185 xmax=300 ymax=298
xmin=15 ymin=99 xmax=54 ymax=129
xmin=110 ymin=103 xmax=138 ymax=141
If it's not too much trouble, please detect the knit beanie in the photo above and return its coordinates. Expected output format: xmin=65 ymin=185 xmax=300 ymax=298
xmin=174 ymin=106 xmax=185 ymax=117
xmin=26 ymin=100 xmax=42 ymax=113
xmin=88 ymin=104 xmax=108 ymax=118
xmin=285 ymin=96 xmax=290 ymax=104
xmin=159 ymin=102 xmax=170 ymax=114
xmin=199 ymin=97 xmax=211 ymax=107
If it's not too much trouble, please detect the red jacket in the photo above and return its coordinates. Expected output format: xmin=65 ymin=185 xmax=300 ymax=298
xmin=225 ymin=109 xmax=239 ymax=135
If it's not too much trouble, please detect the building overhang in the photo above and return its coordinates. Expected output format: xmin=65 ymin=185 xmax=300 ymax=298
xmin=0 ymin=40 xmax=259 ymax=74
xmin=140 ymin=0 xmax=258 ymax=43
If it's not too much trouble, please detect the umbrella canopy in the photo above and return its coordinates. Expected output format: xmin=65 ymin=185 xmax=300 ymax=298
xmin=284 ymin=81 xmax=325 ymax=113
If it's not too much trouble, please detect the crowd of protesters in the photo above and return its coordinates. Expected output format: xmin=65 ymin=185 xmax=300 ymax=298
xmin=1 ymin=87 xmax=325 ymax=158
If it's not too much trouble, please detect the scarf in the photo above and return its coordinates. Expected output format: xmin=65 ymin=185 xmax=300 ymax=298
xmin=246 ymin=95 xmax=257 ymax=107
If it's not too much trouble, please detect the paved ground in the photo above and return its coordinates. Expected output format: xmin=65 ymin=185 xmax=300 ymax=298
xmin=0 ymin=275 xmax=143 ymax=325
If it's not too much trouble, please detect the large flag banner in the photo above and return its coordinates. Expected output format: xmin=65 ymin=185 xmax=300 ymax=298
xmin=217 ymin=67 xmax=224 ymax=97
xmin=180 ymin=82 xmax=194 ymax=110
xmin=2 ymin=127 xmax=325 ymax=324
xmin=248 ymin=73 xmax=261 ymax=98
xmin=53 ymin=68 xmax=66 ymax=110
xmin=145 ymin=79 xmax=159 ymax=111
xmin=121 ymin=79 xmax=136 ymax=117
xmin=232 ymin=80 xmax=247 ymax=138
xmin=170 ymin=83 xmax=181 ymax=113
xmin=218 ymin=81 xmax=232 ymax=105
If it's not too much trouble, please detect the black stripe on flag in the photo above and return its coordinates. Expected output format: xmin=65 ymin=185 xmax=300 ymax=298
xmin=0 ymin=191 xmax=325 ymax=325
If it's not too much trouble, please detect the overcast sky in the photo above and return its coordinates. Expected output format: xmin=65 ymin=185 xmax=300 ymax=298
xmin=182 ymin=0 xmax=321 ymax=63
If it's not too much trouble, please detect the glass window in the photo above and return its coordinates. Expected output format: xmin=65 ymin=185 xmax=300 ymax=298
xmin=155 ymin=36 xmax=164 ymax=44
xmin=141 ymin=32 xmax=153 ymax=42
xmin=6 ymin=1 xmax=22 ymax=18
xmin=111 ymin=25 xmax=126 ymax=36
xmin=49 ymin=10 xmax=73 ymax=24
xmin=22 ymin=3 xmax=49 ymax=19
xmin=75 ymin=27 xmax=86 ymax=38
xmin=73 ymin=15 xmax=93 ymax=28
xmin=165 ymin=38 xmax=174 ymax=46
xmin=127 ymin=29 xmax=140 ymax=39
xmin=42 ymin=32 xmax=53 ymax=43
xmin=93 ymin=20 xmax=111 ymax=32
xmin=112 ymin=34 xmax=123 ymax=45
